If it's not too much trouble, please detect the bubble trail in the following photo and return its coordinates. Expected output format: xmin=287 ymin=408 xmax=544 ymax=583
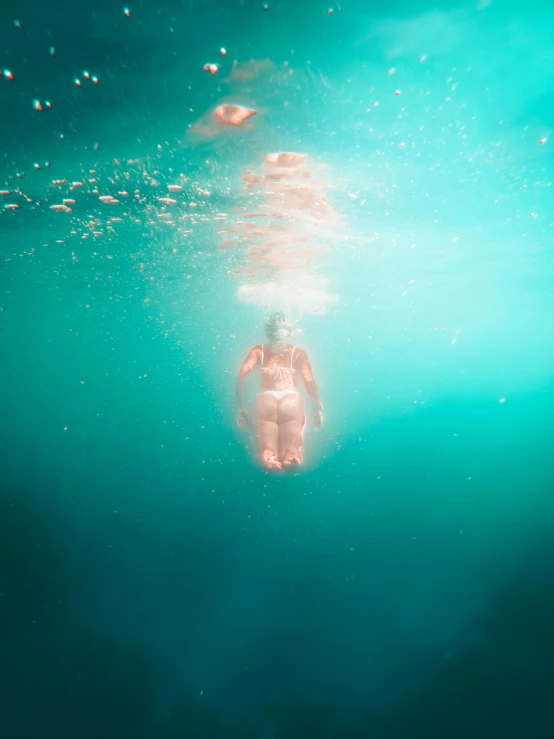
xmin=225 ymin=152 xmax=341 ymax=316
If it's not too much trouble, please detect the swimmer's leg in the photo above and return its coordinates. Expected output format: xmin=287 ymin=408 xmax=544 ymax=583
xmin=277 ymin=395 xmax=306 ymax=467
xmin=253 ymin=393 xmax=281 ymax=469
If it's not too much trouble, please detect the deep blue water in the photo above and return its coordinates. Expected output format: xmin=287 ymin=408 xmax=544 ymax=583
xmin=1 ymin=1 xmax=554 ymax=737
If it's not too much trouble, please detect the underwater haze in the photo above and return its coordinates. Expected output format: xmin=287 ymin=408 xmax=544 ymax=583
xmin=1 ymin=0 xmax=554 ymax=737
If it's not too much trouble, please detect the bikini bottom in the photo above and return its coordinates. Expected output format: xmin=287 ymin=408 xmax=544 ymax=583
xmin=260 ymin=390 xmax=299 ymax=402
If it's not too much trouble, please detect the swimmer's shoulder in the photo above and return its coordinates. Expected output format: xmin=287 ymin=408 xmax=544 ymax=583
xmin=245 ymin=344 xmax=263 ymax=363
xmin=291 ymin=345 xmax=307 ymax=365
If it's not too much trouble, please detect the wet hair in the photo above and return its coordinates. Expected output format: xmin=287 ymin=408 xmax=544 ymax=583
xmin=265 ymin=312 xmax=291 ymax=339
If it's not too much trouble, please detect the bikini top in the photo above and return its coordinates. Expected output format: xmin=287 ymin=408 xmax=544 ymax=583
xmin=261 ymin=345 xmax=297 ymax=381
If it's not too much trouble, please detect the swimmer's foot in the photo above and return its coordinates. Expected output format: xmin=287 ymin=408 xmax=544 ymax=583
xmin=282 ymin=446 xmax=303 ymax=468
xmin=261 ymin=449 xmax=282 ymax=470
xmin=282 ymin=456 xmax=301 ymax=468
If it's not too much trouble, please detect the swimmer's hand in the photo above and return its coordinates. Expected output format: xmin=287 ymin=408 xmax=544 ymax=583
xmin=312 ymin=408 xmax=323 ymax=430
xmin=237 ymin=407 xmax=249 ymax=429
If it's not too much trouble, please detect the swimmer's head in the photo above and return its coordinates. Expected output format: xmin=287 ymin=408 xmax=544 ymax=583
xmin=265 ymin=312 xmax=302 ymax=344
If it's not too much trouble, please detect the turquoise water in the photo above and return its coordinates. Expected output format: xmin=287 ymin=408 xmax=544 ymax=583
xmin=1 ymin=1 xmax=554 ymax=736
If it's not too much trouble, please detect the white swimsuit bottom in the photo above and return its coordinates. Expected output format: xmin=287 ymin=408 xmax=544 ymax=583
xmin=261 ymin=389 xmax=299 ymax=401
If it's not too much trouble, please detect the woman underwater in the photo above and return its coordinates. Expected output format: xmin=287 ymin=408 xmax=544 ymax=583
xmin=237 ymin=313 xmax=324 ymax=470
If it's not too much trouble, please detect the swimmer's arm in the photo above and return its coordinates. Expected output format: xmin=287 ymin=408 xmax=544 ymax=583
xmin=237 ymin=345 xmax=260 ymax=408
xmin=296 ymin=350 xmax=323 ymax=411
